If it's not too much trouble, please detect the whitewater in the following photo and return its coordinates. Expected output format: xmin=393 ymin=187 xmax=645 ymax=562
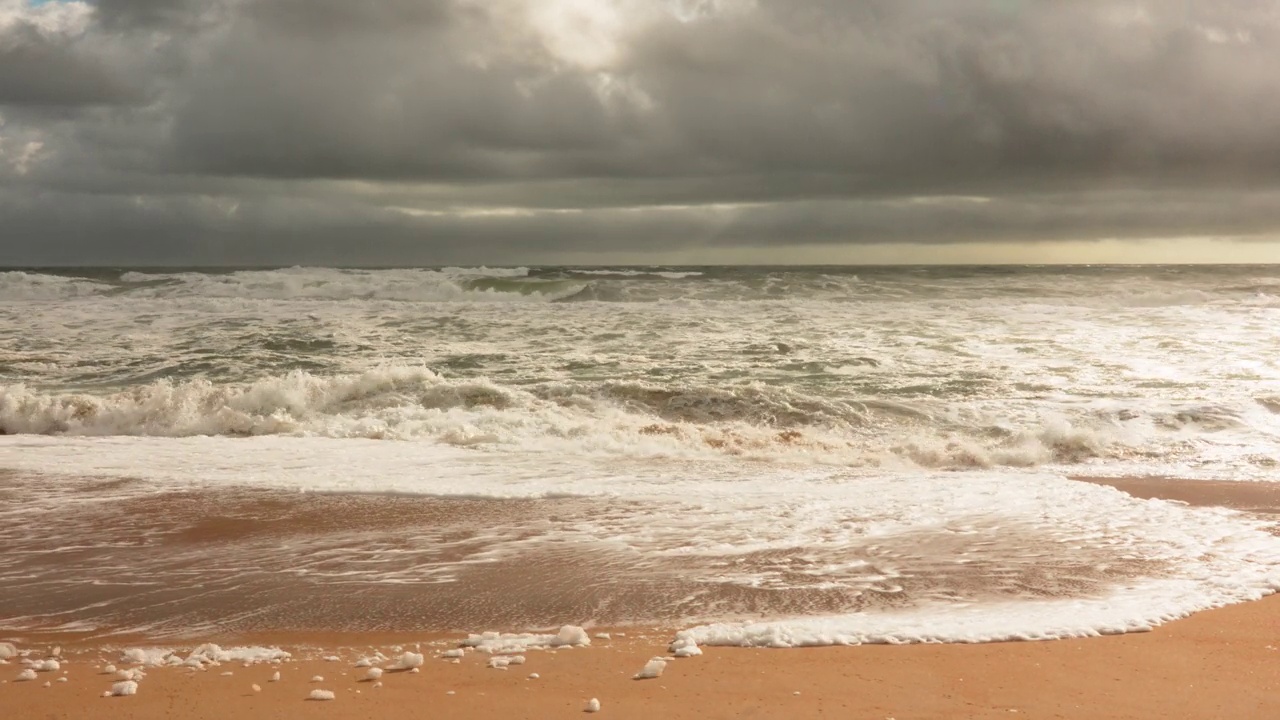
xmin=2 ymin=265 xmax=1280 ymax=645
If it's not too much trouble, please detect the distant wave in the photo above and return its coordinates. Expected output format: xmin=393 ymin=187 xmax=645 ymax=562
xmin=0 ymin=268 xmax=604 ymax=303
xmin=572 ymin=269 xmax=705 ymax=279
xmin=5 ymin=267 xmax=1280 ymax=307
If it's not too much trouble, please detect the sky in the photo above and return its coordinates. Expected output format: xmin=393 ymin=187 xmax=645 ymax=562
xmin=1 ymin=0 xmax=1280 ymax=266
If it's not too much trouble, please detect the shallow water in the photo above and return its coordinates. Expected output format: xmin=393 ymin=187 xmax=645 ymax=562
xmin=2 ymin=265 xmax=1279 ymax=643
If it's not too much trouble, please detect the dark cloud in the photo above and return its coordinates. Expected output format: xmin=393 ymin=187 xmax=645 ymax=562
xmin=3 ymin=185 xmax=1278 ymax=266
xmin=0 ymin=21 xmax=139 ymax=106
xmin=1 ymin=0 xmax=1279 ymax=264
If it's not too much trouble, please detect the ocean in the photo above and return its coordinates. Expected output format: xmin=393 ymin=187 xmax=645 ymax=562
xmin=2 ymin=265 xmax=1279 ymax=644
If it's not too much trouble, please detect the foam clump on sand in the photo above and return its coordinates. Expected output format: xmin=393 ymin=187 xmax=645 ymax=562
xmin=17 ymin=668 xmax=37 ymax=681
xmin=354 ymin=658 xmax=372 ymax=668
xmin=0 ymin=642 xmax=17 ymax=661
xmin=633 ymin=658 xmax=667 ymax=680
xmin=440 ymin=649 xmax=465 ymax=659
xmin=388 ymin=652 xmax=424 ymax=671
xmin=102 ymin=664 xmax=117 ymax=674
xmin=270 ymin=671 xmax=281 ymax=682
xmin=585 ymin=698 xmax=601 ymax=713
xmin=110 ymin=680 xmax=138 ymax=696
xmin=121 ymin=648 xmax=173 ymax=666
xmin=120 ymin=644 xmax=291 ymax=668
xmin=669 ymin=637 xmax=703 ymax=658
xmin=190 ymin=644 xmax=292 ymax=665
xmin=364 ymin=667 xmax=383 ymax=681
xmin=36 ymin=659 xmax=60 ymax=672
xmin=310 ymin=675 xmax=324 ymax=682
xmin=309 ymin=689 xmax=335 ymax=701
xmin=462 ymin=625 xmax=592 ymax=654
xmin=118 ymin=668 xmax=146 ymax=682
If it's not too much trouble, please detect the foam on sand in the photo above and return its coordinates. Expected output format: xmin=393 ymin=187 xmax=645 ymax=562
xmin=121 ymin=648 xmax=172 ymax=666
xmin=110 ymin=680 xmax=138 ymax=696
xmin=119 ymin=645 xmax=290 ymax=668
xmin=0 ymin=642 xmax=16 ymax=660
xmin=669 ymin=637 xmax=702 ymax=658
xmin=585 ymin=698 xmax=601 ymax=713
xmin=17 ymin=668 xmax=37 ymax=681
xmin=363 ymin=667 xmax=383 ymax=681
xmin=633 ymin=658 xmax=667 ymax=679
xmin=388 ymin=652 xmax=423 ymax=671
xmin=463 ymin=625 xmax=591 ymax=654
xmin=308 ymin=689 xmax=335 ymax=701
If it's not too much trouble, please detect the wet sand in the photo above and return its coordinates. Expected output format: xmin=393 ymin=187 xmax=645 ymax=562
xmin=2 ymin=475 xmax=1279 ymax=718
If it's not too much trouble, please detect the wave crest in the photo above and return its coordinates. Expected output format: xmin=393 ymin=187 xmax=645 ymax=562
xmin=0 ymin=368 xmax=1152 ymax=470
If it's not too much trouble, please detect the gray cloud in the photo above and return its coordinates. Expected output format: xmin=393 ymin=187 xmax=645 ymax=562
xmin=0 ymin=21 xmax=139 ymax=106
xmin=2 ymin=0 xmax=1279 ymax=264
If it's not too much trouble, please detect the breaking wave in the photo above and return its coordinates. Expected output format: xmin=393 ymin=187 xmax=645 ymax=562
xmin=0 ymin=366 xmax=1220 ymax=470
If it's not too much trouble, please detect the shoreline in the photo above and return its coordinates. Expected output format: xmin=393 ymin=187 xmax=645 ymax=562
xmin=4 ymin=596 xmax=1279 ymax=719
xmin=4 ymin=475 xmax=1279 ymax=717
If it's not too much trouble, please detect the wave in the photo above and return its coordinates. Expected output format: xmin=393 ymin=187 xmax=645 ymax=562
xmin=571 ymin=269 xmax=705 ymax=279
xmin=117 ymin=267 xmax=578 ymax=302
xmin=0 ymin=367 xmax=1221 ymax=471
xmin=6 ymin=267 xmax=1280 ymax=307
xmin=0 ymin=268 xmax=593 ymax=303
xmin=0 ymin=271 xmax=113 ymax=301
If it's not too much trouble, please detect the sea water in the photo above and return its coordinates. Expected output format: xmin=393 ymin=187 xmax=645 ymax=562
xmin=2 ymin=265 xmax=1279 ymax=644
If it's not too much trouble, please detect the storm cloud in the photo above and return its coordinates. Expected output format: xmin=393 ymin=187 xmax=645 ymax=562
xmin=2 ymin=0 xmax=1279 ymax=264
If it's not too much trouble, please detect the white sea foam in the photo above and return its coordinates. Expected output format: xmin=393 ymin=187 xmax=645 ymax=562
xmin=463 ymin=626 xmax=592 ymax=654
xmin=0 ymin=643 xmax=17 ymax=660
xmin=672 ymin=575 xmax=1274 ymax=648
xmin=669 ymin=637 xmax=701 ymax=658
xmin=308 ymin=689 xmax=335 ymax=701
xmin=110 ymin=680 xmax=138 ymax=696
xmin=121 ymin=648 xmax=173 ymax=666
xmin=633 ymin=658 xmax=666 ymax=679
xmin=387 ymin=652 xmax=423 ymax=671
